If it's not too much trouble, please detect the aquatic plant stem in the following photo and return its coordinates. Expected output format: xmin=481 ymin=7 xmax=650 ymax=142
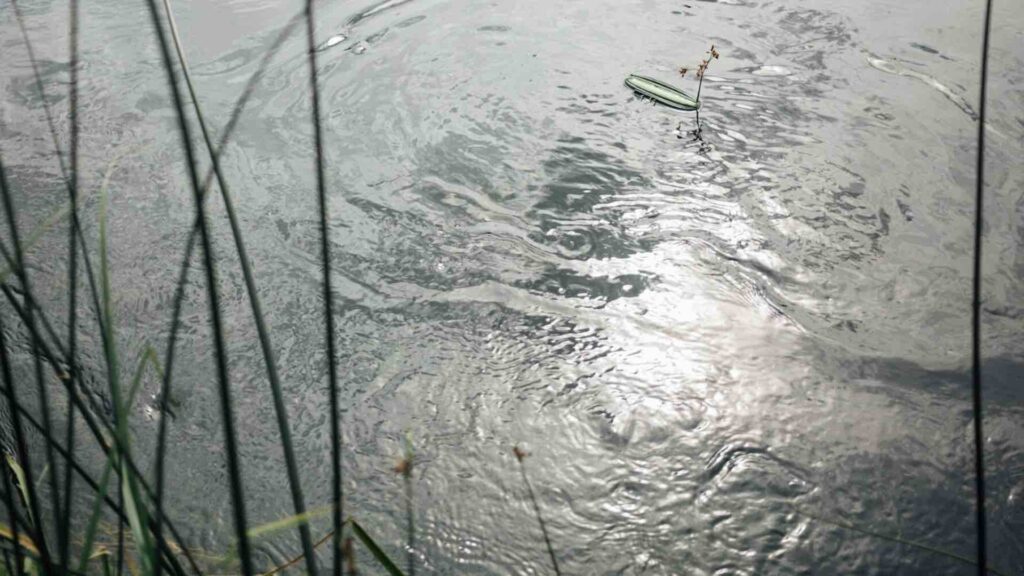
xmin=157 ymin=0 xmax=320 ymax=572
xmin=0 ymin=153 xmax=56 ymax=576
xmin=514 ymin=447 xmax=560 ymax=575
xmin=141 ymin=0 xmax=253 ymax=572
xmin=970 ymin=0 xmax=993 ymax=574
xmin=61 ymin=0 xmax=81 ymax=571
xmin=151 ymin=12 xmax=304 ymax=576
xmin=0 ymin=283 xmax=194 ymax=576
xmin=303 ymin=1 xmax=344 ymax=573
xmin=0 ymin=367 xmax=189 ymax=576
xmin=9 ymin=0 xmax=107 ymax=346
xmin=400 ymin=436 xmax=415 ymax=576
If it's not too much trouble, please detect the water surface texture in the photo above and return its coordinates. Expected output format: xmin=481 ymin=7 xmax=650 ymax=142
xmin=1 ymin=0 xmax=1023 ymax=573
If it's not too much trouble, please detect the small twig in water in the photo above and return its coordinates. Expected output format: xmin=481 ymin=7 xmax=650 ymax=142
xmin=395 ymin=434 xmax=415 ymax=576
xmin=513 ymin=446 xmax=561 ymax=575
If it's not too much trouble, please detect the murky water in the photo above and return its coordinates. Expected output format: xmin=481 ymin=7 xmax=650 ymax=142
xmin=2 ymin=0 xmax=1023 ymax=573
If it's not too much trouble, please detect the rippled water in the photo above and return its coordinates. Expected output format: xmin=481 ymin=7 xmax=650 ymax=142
xmin=2 ymin=0 xmax=1023 ymax=573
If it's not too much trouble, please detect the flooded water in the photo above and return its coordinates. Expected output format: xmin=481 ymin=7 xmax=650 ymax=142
xmin=2 ymin=0 xmax=1023 ymax=573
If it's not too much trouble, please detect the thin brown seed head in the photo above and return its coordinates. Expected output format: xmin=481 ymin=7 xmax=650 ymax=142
xmin=394 ymin=457 xmax=412 ymax=476
xmin=679 ymin=67 xmax=688 ymax=77
xmin=513 ymin=445 xmax=528 ymax=462
xmin=344 ymin=537 xmax=356 ymax=573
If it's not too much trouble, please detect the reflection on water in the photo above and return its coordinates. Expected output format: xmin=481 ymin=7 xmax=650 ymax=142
xmin=1 ymin=0 xmax=1022 ymax=573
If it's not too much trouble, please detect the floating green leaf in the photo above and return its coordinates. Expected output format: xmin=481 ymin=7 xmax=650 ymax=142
xmin=625 ymin=74 xmax=701 ymax=111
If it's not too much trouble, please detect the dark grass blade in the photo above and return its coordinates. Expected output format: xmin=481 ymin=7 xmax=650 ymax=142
xmin=0 ymin=287 xmax=195 ymax=576
xmin=0 ymin=154 xmax=55 ymax=574
xmin=303 ymin=1 xmax=344 ymax=572
xmin=513 ymin=447 xmax=561 ymax=575
xmin=0 ymin=309 xmax=45 ymax=571
xmin=8 ymin=0 xmax=108 ymax=352
xmin=0 ymin=370 xmax=188 ymax=576
xmin=151 ymin=11 xmax=304 ymax=576
xmin=140 ymin=0 xmax=253 ymax=573
xmin=61 ymin=0 xmax=81 ymax=570
xmin=970 ymin=0 xmax=993 ymax=574
xmin=158 ymin=1 xmax=318 ymax=572
xmin=350 ymin=520 xmax=405 ymax=576
xmin=0 ymin=336 xmax=40 ymax=576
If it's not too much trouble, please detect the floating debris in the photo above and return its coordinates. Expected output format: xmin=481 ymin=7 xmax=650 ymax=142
xmin=317 ymin=33 xmax=348 ymax=51
xmin=867 ymin=54 xmax=977 ymax=120
xmin=752 ymin=65 xmax=793 ymax=77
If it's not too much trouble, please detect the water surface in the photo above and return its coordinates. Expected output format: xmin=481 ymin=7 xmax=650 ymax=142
xmin=1 ymin=0 xmax=1023 ymax=573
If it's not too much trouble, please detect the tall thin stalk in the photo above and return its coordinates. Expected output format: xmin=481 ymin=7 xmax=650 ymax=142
xmin=151 ymin=12 xmax=305 ymax=576
xmin=9 ymin=0 xmax=107 ymax=348
xmin=0 ymin=284 xmax=194 ymax=576
xmin=0 ymin=153 xmax=55 ymax=575
xmin=61 ymin=0 xmax=81 ymax=571
xmin=140 ymin=0 xmax=253 ymax=572
xmin=157 ymin=0 xmax=319 ymax=572
xmin=513 ymin=447 xmax=560 ymax=576
xmin=396 ymin=435 xmax=415 ymax=576
xmin=303 ymin=1 xmax=344 ymax=573
xmin=970 ymin=0 xmax=993 ymax=574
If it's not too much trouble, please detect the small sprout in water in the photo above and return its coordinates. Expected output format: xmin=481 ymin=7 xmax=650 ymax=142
xmin=679 ymin=66 xmax=689 ymax=78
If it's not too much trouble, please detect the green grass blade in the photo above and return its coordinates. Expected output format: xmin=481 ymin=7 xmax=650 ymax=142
xmin=76 ymin=459 xmax=114 ymax=573
xmin=350 ymin=519 xmax=405 ymax=576
xmin=5 ymin=458 xmax=32 ymax=529
xmin=247 ymin=504 xmax=333 ymax=540
xmin=120 ymin=347 xmax=157 ymax=574
xmin=120 ymin=465 xmax=152 ymax=575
